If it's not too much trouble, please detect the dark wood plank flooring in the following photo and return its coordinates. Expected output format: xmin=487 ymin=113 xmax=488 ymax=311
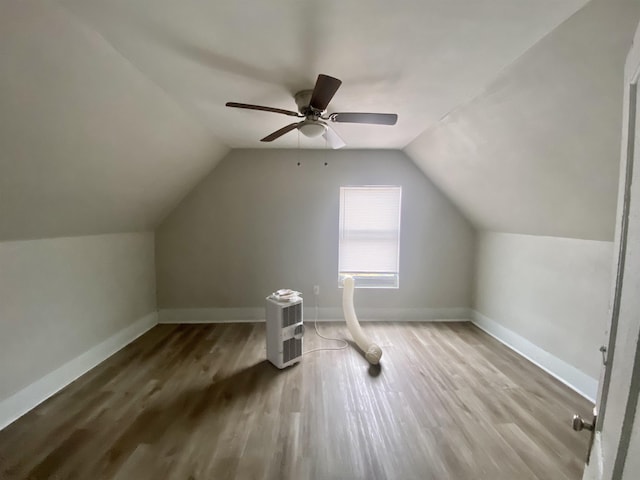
xmin=0 ymin=322 xmax=592 ymax=480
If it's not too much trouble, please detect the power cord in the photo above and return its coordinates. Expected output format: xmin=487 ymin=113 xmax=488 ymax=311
xmin=303 ymin=293 xmax=349 ymax=355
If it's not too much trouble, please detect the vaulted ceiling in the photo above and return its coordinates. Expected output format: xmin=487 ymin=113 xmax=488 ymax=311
xmin=1 ymin=0 xmax=636 ymax=242
xmin=0 ymin=0 xmax=228 ymax=241
xmin=406 ymin=0 xmax=640 ymax=241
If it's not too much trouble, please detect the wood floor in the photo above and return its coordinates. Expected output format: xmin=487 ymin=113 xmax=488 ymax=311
xmin=0 ymin=322 xmax=592 ymax=480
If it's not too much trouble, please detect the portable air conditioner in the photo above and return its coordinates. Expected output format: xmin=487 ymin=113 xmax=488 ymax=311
xmin=265 ymin=294 xmax=304 ymax=369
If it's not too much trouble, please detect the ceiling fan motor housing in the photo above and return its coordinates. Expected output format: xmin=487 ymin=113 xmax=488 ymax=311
xmin=294 ymin=90 xmax=319 ymax=116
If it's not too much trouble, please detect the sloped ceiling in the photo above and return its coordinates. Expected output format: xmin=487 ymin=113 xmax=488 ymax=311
xmin=0 ymin=0 xmax=228 ymax=241
xmin=1 ymin=0 xmax=625 ymax=242
xmin=405 ymin=0 xmax=640 ymax=241
xmin=58 ymin=0 xmax=587 ymax=150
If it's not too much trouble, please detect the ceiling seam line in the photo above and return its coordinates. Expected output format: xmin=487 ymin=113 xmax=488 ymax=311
xmin=401 ymin=0 xmax=593 ymax=150
xmin=53 ymin=0 xmax=232 ymax=151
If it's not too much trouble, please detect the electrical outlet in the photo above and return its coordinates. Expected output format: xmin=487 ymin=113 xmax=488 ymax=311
xmin=313 ymin=285 xmax=320 ymax=295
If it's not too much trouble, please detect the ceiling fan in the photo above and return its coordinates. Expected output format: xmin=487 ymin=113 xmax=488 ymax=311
xmin=226 ymin=74 xmax=398 ymax=149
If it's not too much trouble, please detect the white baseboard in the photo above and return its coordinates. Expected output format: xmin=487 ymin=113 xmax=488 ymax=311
xmin=158 ymin=307 xmax=472 ymax=324
xmin=0 ymin=311 xmax=158 ymax=431
xmin=471 ymin=310 xmax=598 ymax=401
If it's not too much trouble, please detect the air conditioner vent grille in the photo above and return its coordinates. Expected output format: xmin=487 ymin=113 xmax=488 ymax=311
xmin=282 ymin=303 xmax=302 ymax=328
xmin=283 ymin=337 xmax=302 ymax=363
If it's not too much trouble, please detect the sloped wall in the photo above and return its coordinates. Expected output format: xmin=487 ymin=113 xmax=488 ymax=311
xmin=405 ymin=0 xmax=640 ymax=240
xmin=156 ymin=149 xmax=475 ymax=318
xmin=0 ymin=0 xmax=228 ymax=241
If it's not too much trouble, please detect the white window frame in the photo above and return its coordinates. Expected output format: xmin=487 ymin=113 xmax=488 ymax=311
xmin=338 ymin=185 xmax=402 ymax=289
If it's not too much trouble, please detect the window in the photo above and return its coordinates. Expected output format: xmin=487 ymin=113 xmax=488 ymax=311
xmin=338 ymin=186 xmax=402 ymax=288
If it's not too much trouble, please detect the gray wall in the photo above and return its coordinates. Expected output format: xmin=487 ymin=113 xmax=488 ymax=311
xmin=0 ymin=0 xmax=229 ymax=242
xmin=0 ymin=232 xmax=156 ymax=402
xmin=405 ymin=0 xmax=640 ymax=240
xmin=156 ymin=149 xmax=475 ymax=312
xmin=474 ymin=231 xmax=613 ymax=379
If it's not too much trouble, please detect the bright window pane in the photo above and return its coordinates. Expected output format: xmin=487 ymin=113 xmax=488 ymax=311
xmin=339 ymin=186 xmax=402 ymax=288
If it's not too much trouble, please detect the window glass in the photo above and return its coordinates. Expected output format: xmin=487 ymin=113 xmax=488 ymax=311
xmin=338 ymin=186 xmax=402 ymax=288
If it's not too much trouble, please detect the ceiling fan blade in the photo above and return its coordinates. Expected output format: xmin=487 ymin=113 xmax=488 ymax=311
xmin=323 ymin=126 xmax=346 ymax=149
xmin=330 ymin=112 xmax=398 ymax=125
xmin=226 ymin=102 xmax=301 ymax=117
xmin=261 ymin=122 xmax=302 ymax=142
xmin=309 ymin=74 xmax=342 ymax=111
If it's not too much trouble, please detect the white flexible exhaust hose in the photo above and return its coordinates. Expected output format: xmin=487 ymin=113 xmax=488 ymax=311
xmin=342 ymin=276 xmax=382 ymax=365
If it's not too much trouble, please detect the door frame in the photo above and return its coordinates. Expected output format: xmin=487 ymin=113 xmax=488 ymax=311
xmin=596 ymin=63 xmax=639 ymax=432
xmin=584 ymin=22 xmax=640 ymax=480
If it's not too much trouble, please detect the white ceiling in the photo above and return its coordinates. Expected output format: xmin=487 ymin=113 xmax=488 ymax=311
xmin=405 ymin=0 xmax=640 ymax=241
xmin=4 ymin=0 xmax=629 ymax=242
xmin=0 ymin=0 xmax=228 ymax=241
xmin=58 ymin=0 xmax=587 ymax=149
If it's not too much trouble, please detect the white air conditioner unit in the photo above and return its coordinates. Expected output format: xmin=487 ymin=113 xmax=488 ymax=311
xmin=265 ymin=294 xmax=304 ymax=369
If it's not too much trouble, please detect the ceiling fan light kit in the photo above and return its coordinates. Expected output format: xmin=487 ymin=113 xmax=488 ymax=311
xmin=298 ymin=121 xmax=326 ymax=138
xmin=226 ymin=74 xmax=398 ymax=149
